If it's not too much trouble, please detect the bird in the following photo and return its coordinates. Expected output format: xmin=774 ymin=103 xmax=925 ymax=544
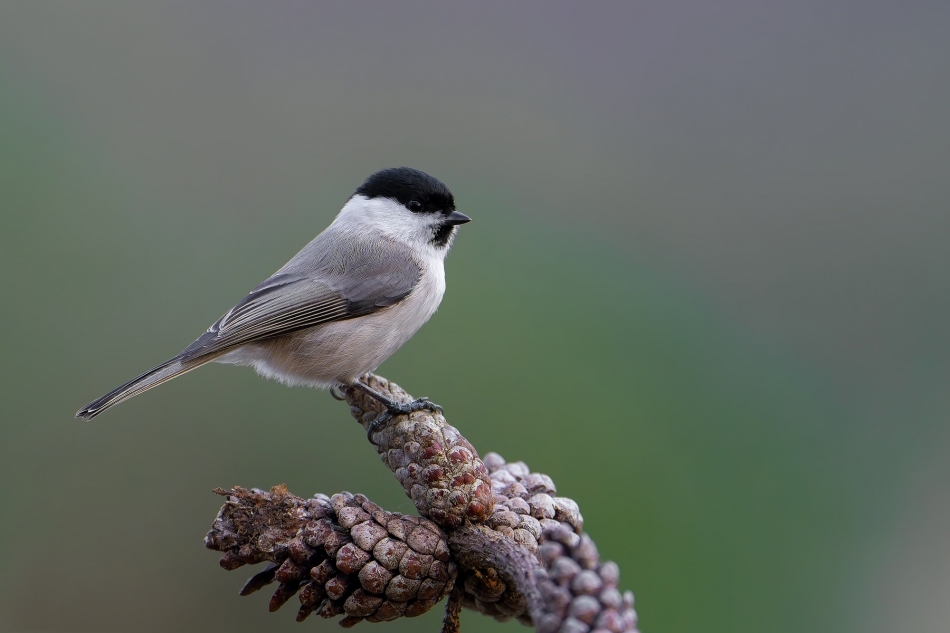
xmin=76 ymin=166 xmax=471 ymax=436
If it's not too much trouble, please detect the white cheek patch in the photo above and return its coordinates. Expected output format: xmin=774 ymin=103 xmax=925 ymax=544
xmin=333 ymin=195 xmax=444 ymax=253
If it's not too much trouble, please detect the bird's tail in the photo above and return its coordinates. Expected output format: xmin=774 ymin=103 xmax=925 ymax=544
xmin=75 ymin=355 xmax=212 ymax=420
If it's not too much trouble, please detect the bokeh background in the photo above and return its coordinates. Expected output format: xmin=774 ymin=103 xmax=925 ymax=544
xmin=1 ymin=2 xmax=948 ymax=632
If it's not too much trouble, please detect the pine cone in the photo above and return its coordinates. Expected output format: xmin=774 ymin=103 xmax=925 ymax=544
xmin=344 ymin=374 xmax=494 ymax=528
xmin=205 ymin=486 xmax=457 ymax=626
xmin=535 ymin=524 xmax=639 ymax=633
xmin=483 ymin=451 xmax=584 ymax=553
xmin=456 ymin=451 xmax=628 ymax=629
xmin=443 ymin=451 xmax=580 ymax=624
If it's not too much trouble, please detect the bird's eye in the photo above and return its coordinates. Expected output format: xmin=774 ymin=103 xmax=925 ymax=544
xmin=407 ymin=200 xmax=423 ymax=212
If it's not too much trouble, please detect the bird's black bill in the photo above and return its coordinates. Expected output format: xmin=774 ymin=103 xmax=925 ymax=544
xmin=443 ymin=210 xmax=471 ymax=225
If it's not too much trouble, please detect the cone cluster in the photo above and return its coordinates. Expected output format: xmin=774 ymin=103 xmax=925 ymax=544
xmin=207 ymin=375 xmax=642 ymax=631
xmin=205 ymin=486 xmax=457 ymax=627
xmin=345 ymin=374 xmax=494 ymax=528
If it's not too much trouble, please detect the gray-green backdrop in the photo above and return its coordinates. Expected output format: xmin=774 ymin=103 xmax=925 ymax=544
xmin=2 ymin=2 xmax=948 ymax=632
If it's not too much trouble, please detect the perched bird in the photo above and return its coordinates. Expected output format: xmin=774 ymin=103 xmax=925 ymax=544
xmin=77 ymin=167 xmax=471 ymax=435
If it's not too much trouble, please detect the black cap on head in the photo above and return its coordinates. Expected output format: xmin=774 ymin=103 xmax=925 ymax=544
xmin=355 ymin=167 xmax=455 ymax=213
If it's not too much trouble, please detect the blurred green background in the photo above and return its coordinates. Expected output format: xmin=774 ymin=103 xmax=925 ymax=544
xmin=1 ymin=2 xmax=949 ymax=632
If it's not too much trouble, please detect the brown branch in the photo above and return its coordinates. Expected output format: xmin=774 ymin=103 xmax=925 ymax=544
xmin=205 ymin=373 xmax=640 ymax=632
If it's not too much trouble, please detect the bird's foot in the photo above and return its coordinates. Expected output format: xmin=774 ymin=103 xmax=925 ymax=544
xmin=366 ymin=398 xmax=443 ymax=442
xmin=349 ymin=380 xmax=443 ymax=443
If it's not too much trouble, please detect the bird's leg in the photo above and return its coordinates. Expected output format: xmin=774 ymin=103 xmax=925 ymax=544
xmin=350 ymin=380 xmax=443 ymax=442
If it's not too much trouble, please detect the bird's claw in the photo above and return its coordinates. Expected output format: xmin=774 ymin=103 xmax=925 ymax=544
xmin=366 ymin=398 xmax=444 ymax=443
xmin=397 ymin=397 xmax=443 ymax=415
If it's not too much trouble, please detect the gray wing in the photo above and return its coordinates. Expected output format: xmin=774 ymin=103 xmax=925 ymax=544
xmin=178 ymin=236 xmax=421 ymax=361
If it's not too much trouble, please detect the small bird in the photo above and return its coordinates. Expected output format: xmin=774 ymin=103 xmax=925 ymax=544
xmin=76 ymin=167 xmax=471 ymax=434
